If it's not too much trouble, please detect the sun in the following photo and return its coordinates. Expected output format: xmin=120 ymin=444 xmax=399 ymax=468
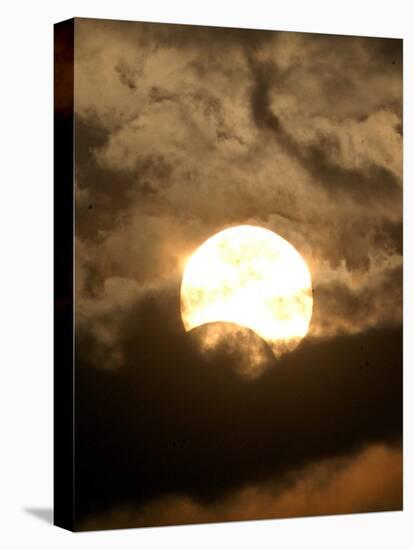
xmin=180 ymin=225 xmax=313 ymax=357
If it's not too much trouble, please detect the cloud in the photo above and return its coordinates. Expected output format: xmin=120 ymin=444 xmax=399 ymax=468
xmin=310 ymin=264 xmax=402 ymax=337
xmin=71 ymin=20 xmax=403 ymax=528
xmin=248 ymin=54 xmax=402 ymax=211
xmin=78 ymin=444 xmax=402 ymax=530
xmin=73 ymin=278 xmax=402 ymax=524
xmin=73 ymin=20 xmax=402 ymax=339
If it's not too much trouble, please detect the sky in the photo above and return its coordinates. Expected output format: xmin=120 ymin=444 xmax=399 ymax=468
xmin=71 ymin=18 xmax=403 ymax=530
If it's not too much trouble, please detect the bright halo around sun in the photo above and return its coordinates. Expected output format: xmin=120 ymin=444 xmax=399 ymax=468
xmin=180 ymin=225 xmax=313 ymax=358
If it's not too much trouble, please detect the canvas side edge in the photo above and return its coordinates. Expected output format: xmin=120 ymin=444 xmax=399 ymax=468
xmin=53 ymin=17 xmax=75 ymax=533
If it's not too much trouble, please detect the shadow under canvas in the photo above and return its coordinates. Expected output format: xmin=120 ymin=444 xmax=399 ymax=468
xmin=24 ymin=508 xmax=53 ymax=525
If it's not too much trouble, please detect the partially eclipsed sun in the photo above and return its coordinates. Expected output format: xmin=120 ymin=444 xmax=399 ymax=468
xmin=180 ymin=225 xmax=313 ymax=358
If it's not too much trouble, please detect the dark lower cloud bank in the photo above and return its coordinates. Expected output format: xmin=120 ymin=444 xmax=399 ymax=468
xmin=74 ymin=282 xmax=402 ymax=528
xmin=79 ymin=444 xmax=402 ymax=530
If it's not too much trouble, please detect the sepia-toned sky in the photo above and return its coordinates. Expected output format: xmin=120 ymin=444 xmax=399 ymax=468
xmin=72 ymin=18 xmax=402 ymax=530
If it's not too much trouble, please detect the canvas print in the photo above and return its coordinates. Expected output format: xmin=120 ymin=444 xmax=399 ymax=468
xmin=54 ymin=17 xmax=403 ymax=531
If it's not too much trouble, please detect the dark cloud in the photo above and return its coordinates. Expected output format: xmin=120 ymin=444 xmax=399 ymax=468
xmin=248 ymin=57 xmax=402 ymax=208
xmin=115 ymin=61 xmax=139 ymax=91
xmin=74 ymin=281 xmax=402 ymax=526
xmin=79 ymin=444 xmax=402 ymax=530
xmin=373 ymin=219 xmax=403 ymax=256
xmin=311 ymin=264 xmax=402 ymax=335
xmin=369 ymin=36 xmax=403 ymax=73
xmin=75 ymin=115 xmax=173 ymax=241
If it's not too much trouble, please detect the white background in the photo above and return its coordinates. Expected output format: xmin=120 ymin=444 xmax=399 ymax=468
xmin=0 ymin=0 xmax=411 ymax=548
